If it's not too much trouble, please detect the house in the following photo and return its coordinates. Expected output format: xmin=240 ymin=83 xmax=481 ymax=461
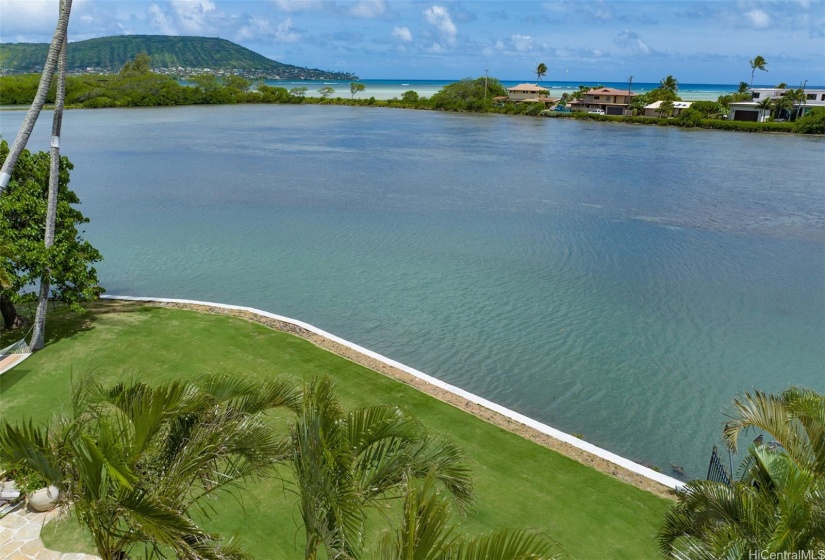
xmin=568 ymin=87 xmax=635 ymax=116
xmin=644 ymin=101 xmax=692 ymax=118
xmin=727 ymin=88 xmax=825 ymax=122
xmin=507 ymin=83 xmax=556 ymax=106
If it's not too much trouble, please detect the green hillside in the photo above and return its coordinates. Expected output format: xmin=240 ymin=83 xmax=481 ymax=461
xmin=0 ymin=35 xmax=356 ymax=80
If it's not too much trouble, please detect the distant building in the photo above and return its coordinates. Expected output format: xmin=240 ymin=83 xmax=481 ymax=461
xmin=644 ymin=100 xmax=692 ymax=117
xmin=568 ymin=87 xmax=635 ymax=116
xmin=507 ymin=83 xmax=555 ymax=105
xmin=728 ymin=87 xmax=825 ymax=122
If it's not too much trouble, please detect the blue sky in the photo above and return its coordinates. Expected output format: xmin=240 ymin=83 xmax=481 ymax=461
xmin=1 ymin=0 xmax=823 ymax=84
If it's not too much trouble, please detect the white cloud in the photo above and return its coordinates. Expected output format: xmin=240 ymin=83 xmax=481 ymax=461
xmin=170 ymin=0 xmax=217 ymax=34
xmin=423 ymin=5 xmax=457 ymax=43
xmin=745 ymin=9 xmax=770 ymax=29
xmin=148 ymin=3 xmax=178 ymax=35
xmin=392 ymin=26 xmax=412 ymax=42
xmin=236 ymin=15 xmax=274 ymax=42
xmin=0 ymin=0 xmax=59 ymax=34
xmin=482 ymin=39 xmax=507 ymax=57
xmin=614 ymin=29 xmax=651 ymax=55
xmin=273 ymin=0 xmax=324 ymax=13
xmin=273 ymin=17 xmax=301 ymax=42
xmin=510 ymin=33 xmax=532 ymax=52
xmin=349 ymin=0 xmax=388 ymax=18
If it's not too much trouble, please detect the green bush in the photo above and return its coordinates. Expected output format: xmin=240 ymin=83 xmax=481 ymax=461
xmin=794 ymin=107 xmax=825 ymax=134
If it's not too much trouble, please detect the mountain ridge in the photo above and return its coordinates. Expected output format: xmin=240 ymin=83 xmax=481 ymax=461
xmin=0 ymin=35 xmax=357 ymax=80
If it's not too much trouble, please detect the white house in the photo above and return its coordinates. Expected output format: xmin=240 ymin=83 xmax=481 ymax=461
xmin=643 ymin=101 xmax=692 ymax=117
xmin=728 ymin=88 xmax=825 ymax=122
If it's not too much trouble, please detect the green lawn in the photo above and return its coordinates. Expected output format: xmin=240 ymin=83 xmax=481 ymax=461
xmin=1 ymin=301 xmax=671 ymax=559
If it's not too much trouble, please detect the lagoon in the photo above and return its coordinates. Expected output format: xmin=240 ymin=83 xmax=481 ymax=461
xmin=1 ymin=104 xmax=823 ymax=479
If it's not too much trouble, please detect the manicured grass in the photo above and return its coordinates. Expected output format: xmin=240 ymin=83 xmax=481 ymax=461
xmin=1 ymin=301 xmax=671 ymax=558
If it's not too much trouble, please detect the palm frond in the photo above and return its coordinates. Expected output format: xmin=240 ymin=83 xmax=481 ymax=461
xmin=0 ymin=419 xmax=62 ymax=483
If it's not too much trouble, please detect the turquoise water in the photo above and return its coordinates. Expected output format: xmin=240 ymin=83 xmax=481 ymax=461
xmin=2 ymin=105 xmax=823 ymax=479
xmin=262 ymin=79 xmax=812 ymax=101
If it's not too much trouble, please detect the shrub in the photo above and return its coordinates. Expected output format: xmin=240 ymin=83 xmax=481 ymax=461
xmin=794 ymin=107 xmax=825 ymax=134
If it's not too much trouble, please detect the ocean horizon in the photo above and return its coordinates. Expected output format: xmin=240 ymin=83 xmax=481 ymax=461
xmin=259 ymin=78 xmax=823 ymax=102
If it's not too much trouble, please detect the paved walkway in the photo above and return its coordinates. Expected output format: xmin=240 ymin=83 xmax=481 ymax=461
xmin=0 ymin=506 xmax=99 ymax=560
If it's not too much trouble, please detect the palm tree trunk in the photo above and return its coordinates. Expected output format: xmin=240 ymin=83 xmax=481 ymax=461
xmin=0 ymin=0 xmax=72 ymax=195
xmin=31 ymin=1 xmax=70 ymax=351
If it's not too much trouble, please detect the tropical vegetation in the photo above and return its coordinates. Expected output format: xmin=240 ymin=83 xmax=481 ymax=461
xmin=535 ymin=62 xmax=547 ymax=83
xmin=658 ymin=386 xmax=825 ymax=558
xmin=1 ymin=371 xmax=302 ymax=559
xmin=749 ymin=55 xmax=768 ymax=87
xmin=0 ymin=142 xmax=102 ymax=330
xmin=1 ymin=302 xmax=672 ymax=558
xmin=0 ymin=35 xmax=355 ymax=80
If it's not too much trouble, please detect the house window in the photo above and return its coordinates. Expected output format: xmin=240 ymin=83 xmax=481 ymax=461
xmin=822 ymin=94 xmax=825 ymax=101
xmin=807 ymin=94 xmax=816 ymax=100
xmin=752 ymin=93 xmax=760 ymax=99
xmin=593 ymin=96 xmax=600 ymax=100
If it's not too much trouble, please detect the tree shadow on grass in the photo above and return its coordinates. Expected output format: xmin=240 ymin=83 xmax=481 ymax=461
xmin=41 ymin=299 xmax=148 ymax=347
xmin=1 ymin=300 xmax=149 ymax=391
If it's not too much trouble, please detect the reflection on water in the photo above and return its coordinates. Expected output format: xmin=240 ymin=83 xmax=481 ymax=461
xmin=2 ymin=105 xmax=823 ymax=478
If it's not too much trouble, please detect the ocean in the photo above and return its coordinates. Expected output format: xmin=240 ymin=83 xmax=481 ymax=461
xmin=261 ymin=79 xmax=789 ymax=101
xmin=1 ymin=104 xmax=823 ymax=480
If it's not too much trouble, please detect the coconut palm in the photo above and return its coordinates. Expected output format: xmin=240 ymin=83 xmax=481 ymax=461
xmin=0 ymin=0 xmax=72 ymax=194
xmin=757 ymin=97 xmax=774 ymax=121
xmin=30 ymin=0 xmax=69 ymax=351
xmin=0 ymin=371 xmax=301 ymax=560
xmin=535 ymin=63 xmax=548 ymax=83
xmin=784 ymin=88 xmax=807 ymax=121
xmin=660 ymin=75 xmax=679 ymax=94
xmin=658 ymin=386 xmax=825 ymax=558
xmin=288 ymin=376 xmax=473 ymax=559
xmin=749 ymin=55 xmax=768 ymax=87
xmin=772 ymin=94 xmax=794 ymax=121
xmin=375 ymin=473 xmax=557 ymax=560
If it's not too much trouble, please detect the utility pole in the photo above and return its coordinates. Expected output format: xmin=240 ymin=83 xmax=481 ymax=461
xmin=484 ymin=69 xmax=489 ymax=101
xmin=627 ymin=75 xmax=634 ymax=116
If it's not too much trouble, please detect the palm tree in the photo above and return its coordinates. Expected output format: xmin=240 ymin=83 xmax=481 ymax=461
xmin=658 ymin=386 xmax=825 ymax=557
xmin=31 ymin=0 xmax=69 ymax=351
xmin=0 ymin=0 xmax=72 ymax=194
xmin=784 ymin=88 xmax=807 ymax=121
xmin=757 ymin=97 xmax=774 ymax=121
xmin=772 ymin=94 xmax=794 ymax=121
xmin=375 ymin=473 xmax=557 ymax=559
xmin=0 ymin=371 xmax=301 ymax=560
xmin=288 ymin=376 xmax=473 ymax=559
xmin=749 ymin=55 xmax=768 ymax=87
xmin=660 ymin=75 xmax=679 ymax=94
xmin=535 ymin=62 xmax=547 ymax=83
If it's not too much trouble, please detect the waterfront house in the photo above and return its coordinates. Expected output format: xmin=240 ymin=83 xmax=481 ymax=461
xmin=644 ymin=100 xmax=693 ymax=117
xmin=507 ymin=83 xmax=556 ymax=106
xmin=568 ymin=87 xmax=635 ymax=116
xmin=727 ymin=87 xmax=825 ymax=121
